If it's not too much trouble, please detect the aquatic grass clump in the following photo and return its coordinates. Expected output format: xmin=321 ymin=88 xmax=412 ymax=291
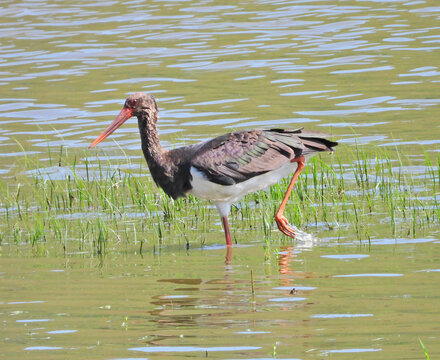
xmin=241 ymin=145 xmax=440 ymax=242
xmin=0 ymin=145 xmax=438 ymax=253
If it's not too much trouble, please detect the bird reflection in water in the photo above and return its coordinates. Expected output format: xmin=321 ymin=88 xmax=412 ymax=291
xmin=278 ymin=246 xmax=297 ymax=288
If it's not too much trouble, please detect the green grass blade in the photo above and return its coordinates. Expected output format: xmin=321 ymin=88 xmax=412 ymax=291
xmin=419 ymin=338 xmax=431 ymax=360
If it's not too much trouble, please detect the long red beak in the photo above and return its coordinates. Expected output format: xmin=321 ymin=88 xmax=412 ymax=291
xmin=89 ymin=107 xmax=133 ymax=148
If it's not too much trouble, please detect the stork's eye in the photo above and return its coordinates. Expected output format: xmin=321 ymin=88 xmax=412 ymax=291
xmin=125 ymin=99 xmax=137 ymax=108
xmin=125 ymin=98 xmax=138 ymax=108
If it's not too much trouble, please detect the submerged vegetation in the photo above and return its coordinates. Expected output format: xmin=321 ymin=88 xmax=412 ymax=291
xmin=0 ymin=144 xmax=438 ymax=254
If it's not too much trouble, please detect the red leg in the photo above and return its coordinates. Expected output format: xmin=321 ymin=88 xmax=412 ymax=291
xmin=275 ymin=156 xmax=305 ymax=238
xmin=222 ymin=216 xmax=233 ymax=247
xmin=225 ymin=246 xmax=232 ymax=265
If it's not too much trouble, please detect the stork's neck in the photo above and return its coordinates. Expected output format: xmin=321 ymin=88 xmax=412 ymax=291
xmin=138 ymin=108 xmax=192 ymax=199
xmin=136 ymin=110 xmax=191 ymax=200
xmin=137 ymin=111 xmax=167 ymax=173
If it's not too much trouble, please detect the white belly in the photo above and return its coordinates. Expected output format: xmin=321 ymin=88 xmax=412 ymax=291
xmin=188 ymin=162 xmax=299 ymax=205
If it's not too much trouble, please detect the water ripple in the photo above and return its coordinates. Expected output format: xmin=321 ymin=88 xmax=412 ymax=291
xmin=129 ymin=346 xmax=260 ymax=353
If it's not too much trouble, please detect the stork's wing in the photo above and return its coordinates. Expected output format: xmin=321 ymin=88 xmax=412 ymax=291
xmin=190 ymin=128 xmax=335 ymax=186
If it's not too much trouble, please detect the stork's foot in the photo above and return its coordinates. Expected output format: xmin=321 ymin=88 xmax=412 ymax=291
xmin=275 ymin=215 xmax=296 ymax=239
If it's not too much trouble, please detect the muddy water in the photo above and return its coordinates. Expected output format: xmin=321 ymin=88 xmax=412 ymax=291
xmin=1 ymin=0 xmax=440 ymax=359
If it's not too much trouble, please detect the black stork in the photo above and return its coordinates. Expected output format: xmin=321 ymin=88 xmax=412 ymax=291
xmin=90 ymin=92 xmax=338 ymax=247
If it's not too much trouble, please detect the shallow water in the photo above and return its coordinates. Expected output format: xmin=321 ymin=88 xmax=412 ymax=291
xmin=0 ymin=0 xmax=439 ymax=177
xmin=2 ymin=239 xmax=440 ymax=359
xmin=1 ymin=0 xmax=440 ymax=358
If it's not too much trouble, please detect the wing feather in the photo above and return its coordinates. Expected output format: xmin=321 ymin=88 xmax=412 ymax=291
xmin=190 ymin=128 xmax=337 ymax=186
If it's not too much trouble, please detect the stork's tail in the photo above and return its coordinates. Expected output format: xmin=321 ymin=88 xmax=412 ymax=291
xmin=297 ymin=129 xmax=338 ymax=154
xmin=270 ymin=127 xmax=338 ymax=155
